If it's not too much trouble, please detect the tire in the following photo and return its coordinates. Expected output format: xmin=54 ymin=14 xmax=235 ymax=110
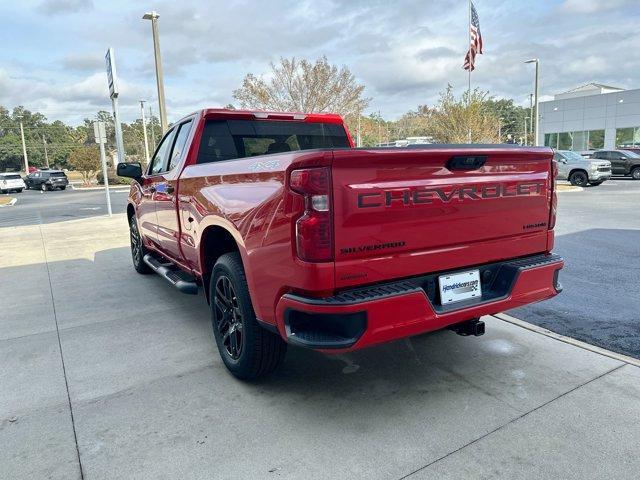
xmin=129 ymin=214 xmax=152 ymax=274
xmin=569 ymin=171 xmax=588 ymax=187
xmin=210 ymin=252 xmax=286 ymax=380
xmin=631 ymin=167 xmax=640 ymax=180
xmin=40 ymin=183 xmax=48 ymax=192
xmin=60 ymin=186 xmax=66 ymax=190
xmin=589 ymin=181 xmax=603 ymax=186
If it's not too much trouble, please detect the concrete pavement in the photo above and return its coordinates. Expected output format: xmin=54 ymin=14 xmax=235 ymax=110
xmin=1 ymin=214 xmax=639 ymax=479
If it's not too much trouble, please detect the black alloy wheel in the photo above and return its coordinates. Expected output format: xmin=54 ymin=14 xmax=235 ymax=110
xmin=129 ymin=215 xmax=151 ymax=274
xmin=213 ymin=275 xmax=244 ymax=360
xmin=569 ymin=171 xmax=588 ymax=187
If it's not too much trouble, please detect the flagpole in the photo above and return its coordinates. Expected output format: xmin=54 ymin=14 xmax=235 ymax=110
xmin=467 ymin=0 xmax=472 ymax=143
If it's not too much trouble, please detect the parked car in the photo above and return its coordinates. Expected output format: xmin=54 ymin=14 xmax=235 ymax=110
xmin=554 ymin=150 xmax=611 ymax=186
xmin=0 ymin=173 xmax=26 ymax=193
xmin=24 ymin=170 xmax=69 ymax=191
xmin=119 ymin=108 xmax=563 ymax=380
xmin=590 ymin=150 xmax=640 ymax=179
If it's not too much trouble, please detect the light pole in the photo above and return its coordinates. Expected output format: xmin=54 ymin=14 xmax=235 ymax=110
xmin=143 ymin=11 xmax=168 ymax=133
xmin=525 ymin=59 xmax=539 ymax=146
xmin=524 ymin=117 xmax=528 ymax=146
xmin=149 ymin=106 xmax=156 ymax=151
xmin=18 ymin=119 xmax=29 ymax=174
xmin=528 ymin=93 xmax=534 ymax=144
xmin=139 ymin=100 xmax=150 ymax=164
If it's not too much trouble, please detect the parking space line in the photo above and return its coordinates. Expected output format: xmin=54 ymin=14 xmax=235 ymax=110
xmin=38 ymin=225 xmax=85 ymax=480
xmin=494 ymin=313 xmax=640 ymax=368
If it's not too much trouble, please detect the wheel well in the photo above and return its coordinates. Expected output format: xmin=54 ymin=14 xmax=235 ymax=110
xmin=200 ymin=226 xmax=240 ymax=303
xmin=569 ymin=169 xmax=588 ymax=178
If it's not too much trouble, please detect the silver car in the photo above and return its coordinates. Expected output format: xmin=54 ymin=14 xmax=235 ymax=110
xmin=554 ymin=150 xmax=611 ymax=187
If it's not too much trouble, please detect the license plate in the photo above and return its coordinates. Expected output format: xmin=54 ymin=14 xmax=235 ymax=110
xmin=438 ymin=269 xmax=481 ymax=305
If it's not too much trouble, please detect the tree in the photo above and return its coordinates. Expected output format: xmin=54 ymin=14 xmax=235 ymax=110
xmin=483 ymin=98 xmax=528 ymax=143
xmin=428 ymin=85 xmax=500 ymax=143
xmin=68 ymin=146 xmax=100 ymax=186
xmin=233 ymin=56 xmax=370 ymax=117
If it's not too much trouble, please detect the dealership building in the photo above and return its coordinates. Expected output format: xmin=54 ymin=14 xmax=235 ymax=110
xmin=539 ymin=83 xmax=640 ymax=151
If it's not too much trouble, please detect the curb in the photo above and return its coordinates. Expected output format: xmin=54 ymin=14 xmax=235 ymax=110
xmin=494 ymin=312 xmax=640 ymax=368
xmin=71 ymin=185 xmax=130 ymax=191
xmin=0 ymin=198 xmax=17 ymax=207
xmin=555 ymin=185 xmax=583 ymax=193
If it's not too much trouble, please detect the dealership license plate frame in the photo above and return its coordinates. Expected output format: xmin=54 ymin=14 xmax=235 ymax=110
xmin=438 ymin=269 xmax=482 ymax=305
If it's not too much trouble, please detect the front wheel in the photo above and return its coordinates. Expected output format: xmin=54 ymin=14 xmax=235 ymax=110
xmin=40 ymin=183 xmax=48 ymax=192
xmin=210 ymin=252 xmax=286 ymax=380
xmin=631 ymin=167 xmax=640 ymax=180
xmin=569 ymin=171 xmax=588 ymax=187
xmin=129 ymin=215 xmax=152 ymax=274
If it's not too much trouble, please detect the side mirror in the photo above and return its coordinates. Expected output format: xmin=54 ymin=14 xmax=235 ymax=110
xmin=117 ymin=162 xmax=142 ymax=180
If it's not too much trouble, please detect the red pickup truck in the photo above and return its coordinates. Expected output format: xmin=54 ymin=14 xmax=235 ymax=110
xmin=118 ymin=108 xmax=563 ymax=379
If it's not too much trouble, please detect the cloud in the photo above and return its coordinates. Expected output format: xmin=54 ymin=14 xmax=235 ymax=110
xmin=61 ymin=52 xmax=104 ymax=72
xmin=37 ymin=0 xmax=93 ymax=15
xmin=560 ymin=0 xmax=635 ymax=13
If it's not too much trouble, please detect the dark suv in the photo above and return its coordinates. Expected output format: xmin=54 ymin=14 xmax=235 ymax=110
xmin=591 ymin=150 xmax=640 ymax=179
xmin=24 ymin=170 xmax=69 ymax=191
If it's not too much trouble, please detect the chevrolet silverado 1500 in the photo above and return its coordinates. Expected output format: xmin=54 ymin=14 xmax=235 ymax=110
xmin=118 ymin=109 xmax=563 ymax=379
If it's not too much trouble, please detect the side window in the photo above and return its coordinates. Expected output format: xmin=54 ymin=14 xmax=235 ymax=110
xmin=149 ymin=129 xmax=176 ymax=175
xmin=168 ymin=120 xmax=193 ymax=171
xmin=553 ymin=153 xmax=562 ymax=161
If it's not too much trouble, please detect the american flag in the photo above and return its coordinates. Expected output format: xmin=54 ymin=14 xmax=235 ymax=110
xmin=463 ymin=1 xmax=483 ymax=71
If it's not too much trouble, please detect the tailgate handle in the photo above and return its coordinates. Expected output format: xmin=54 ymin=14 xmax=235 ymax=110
xmin=447 ymin=155 xmax=487 ymax=171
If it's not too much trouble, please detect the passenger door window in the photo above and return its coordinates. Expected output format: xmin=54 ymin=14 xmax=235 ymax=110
xmin=167 ymin=120 xmax=193 ymax=171
xmin=148 ymin=129 xmax=176 ymax=175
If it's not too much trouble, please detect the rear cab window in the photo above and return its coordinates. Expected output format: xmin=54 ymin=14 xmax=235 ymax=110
xmin=196 ymin=119 xmax=350 ymax=164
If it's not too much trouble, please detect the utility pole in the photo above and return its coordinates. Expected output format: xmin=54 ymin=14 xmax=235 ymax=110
xmin=525 ymin=59 xmax=540 ymax=146
xmin=143 ymin=11 xmax=168 ymax=133
xmin=42 ymin=134 xmax=49 ymax=168
xmin=140 ymin=100 xmax=150 ymax=164
xmin=19 ymin=120 xmax=29 ymax=174
xmin=149 ymin=106 xmax=156 ymax=151
xmin=94 ymin=122 xmax=112 ymax=217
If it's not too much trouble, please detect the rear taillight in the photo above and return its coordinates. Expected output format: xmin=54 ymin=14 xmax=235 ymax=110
xmin=289 ymin=167 xmax=333 ymax=262
xmin=549 ymin=159 xmax=558 ymax=229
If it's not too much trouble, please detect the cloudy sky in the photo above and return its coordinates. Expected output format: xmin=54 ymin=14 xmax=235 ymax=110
xmin=1 ymin=0 xmax=638 ymax=125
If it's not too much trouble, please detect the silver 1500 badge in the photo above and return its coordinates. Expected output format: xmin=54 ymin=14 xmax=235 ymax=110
xmin=249 ymin=159 xmax=280 ymax=171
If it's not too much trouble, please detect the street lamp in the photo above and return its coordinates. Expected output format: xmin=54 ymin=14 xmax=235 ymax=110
xmin=143 ymin=11 xmax=168 ymax=134
xmin=525 ymin=59 xmax=539 ymax=146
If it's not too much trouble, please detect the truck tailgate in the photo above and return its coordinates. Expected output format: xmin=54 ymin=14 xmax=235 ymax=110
xmin=331 ymin=147 xmax=554 ymax=288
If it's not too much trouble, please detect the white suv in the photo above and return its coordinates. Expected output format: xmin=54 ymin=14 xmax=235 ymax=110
xmin=0 ymin=173 xmax=26 ymax=194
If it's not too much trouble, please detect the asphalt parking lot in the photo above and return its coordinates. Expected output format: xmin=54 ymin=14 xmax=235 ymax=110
xmin=0 ymin=187 xmax=128 ymax=227
xmin=510 ymin=178 xmax=640 ymax=358
xmin=1 ymin=214 xmax=639 ymax=479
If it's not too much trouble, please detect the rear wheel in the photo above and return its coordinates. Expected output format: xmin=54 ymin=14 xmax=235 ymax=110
xmin=569 ymin=171 xmax=588 ymax=187
xmin=631 ymin=167 xmax=640 ymax=180
xmin=60 ymin=186 xmax=66 ymax=190
xmin=40 ymin=183 xmax=48 ymax=192
xmin=129 ymin=215 xmax=152 ymax=274
xmin=210 ymin=252 xmax=286 ymax=380
xmin=16 ymin=189 xmax=24 ymax=193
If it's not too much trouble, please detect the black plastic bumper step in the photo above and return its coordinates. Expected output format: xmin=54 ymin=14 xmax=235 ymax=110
xmin=143 ymin=254 xmax=198 ymax=295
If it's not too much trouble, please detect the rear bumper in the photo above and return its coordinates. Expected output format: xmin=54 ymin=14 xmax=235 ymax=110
xmin=275 ymin=253 xmax=563 ymax=351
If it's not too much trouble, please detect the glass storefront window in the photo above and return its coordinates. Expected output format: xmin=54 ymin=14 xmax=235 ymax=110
xmin=588 ymin=130 xmax=604 ymax=149
xmin=616 ymin=127 xmax=640 ymax=148
xmin=544 ymin=133 xmax=558 ymax=148
xmin=558 ymin=132 xmax=572 ymax=150
xmin=572 ymin=131 xmax=587 ymax=151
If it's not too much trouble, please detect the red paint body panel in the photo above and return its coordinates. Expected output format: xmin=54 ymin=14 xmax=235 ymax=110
xmin=127 ymin=109 xmax=562 ymax=351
